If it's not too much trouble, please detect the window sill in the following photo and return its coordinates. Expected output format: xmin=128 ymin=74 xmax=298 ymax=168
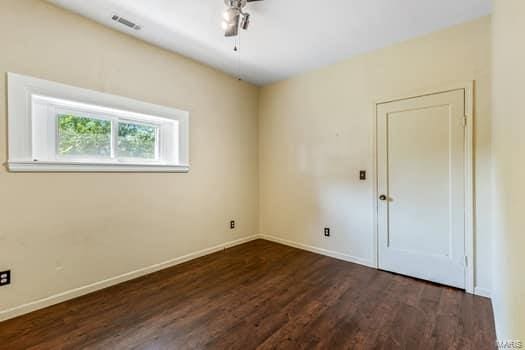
xmin=7 ymin=161 xmax=190 ymax=173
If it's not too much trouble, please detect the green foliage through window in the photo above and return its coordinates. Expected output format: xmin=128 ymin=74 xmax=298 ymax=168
xmin=118 ymin=122 xmax=157 ymax=159
xmin=57 ymin=115 xmax=158 ymax=160
xmin=57 ymin=114 xmax=111 ymax=157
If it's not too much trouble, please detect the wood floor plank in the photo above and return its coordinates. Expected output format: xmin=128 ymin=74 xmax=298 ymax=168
xmin=0 ymin=240 xmax=496 ymax=350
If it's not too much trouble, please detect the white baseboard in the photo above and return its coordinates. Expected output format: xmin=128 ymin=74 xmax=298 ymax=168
xmin=474 ymin=286 xmax=491 ymax=298
xmin=259 ymin=234 xmax=375 ymax=268
xmin=0 ymin=235 xmax=259 ymax=322
xmin=1 ymin=234 xmax=489 ymax=322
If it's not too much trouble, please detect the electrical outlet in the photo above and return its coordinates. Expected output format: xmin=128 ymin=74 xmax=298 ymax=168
xmin=0 ymin=270 xmax=10 ymax=286
xmin=360 ymin=170 xmax=367 ymax=180
xmin=230 ymin=220 xmax=235 ymax=229
xmin=324 ymin=228 xmax=330 ymax=237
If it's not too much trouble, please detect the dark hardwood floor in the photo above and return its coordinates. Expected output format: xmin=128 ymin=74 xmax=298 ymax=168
xmin=0 ymin=239 xmax=496 ymax=350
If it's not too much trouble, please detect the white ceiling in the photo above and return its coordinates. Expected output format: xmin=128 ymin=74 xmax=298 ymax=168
xmin=48 ymin=0 xmax=492 ymax=86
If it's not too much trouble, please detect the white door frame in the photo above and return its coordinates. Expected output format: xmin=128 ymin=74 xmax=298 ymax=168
xmin=371 ymin=81 xmax=474 ymax=294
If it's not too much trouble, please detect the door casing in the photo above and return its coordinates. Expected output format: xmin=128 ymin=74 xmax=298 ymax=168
xmin=371 ymin=82 xmax=474 ymax=294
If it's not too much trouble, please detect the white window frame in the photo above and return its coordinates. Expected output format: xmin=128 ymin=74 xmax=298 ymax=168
xmin=7 ymin=73 xmax=190 ymax=172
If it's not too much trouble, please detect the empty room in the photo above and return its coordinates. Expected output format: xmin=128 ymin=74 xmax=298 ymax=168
xmin=0 ymin=0 xmax=523 ymax=349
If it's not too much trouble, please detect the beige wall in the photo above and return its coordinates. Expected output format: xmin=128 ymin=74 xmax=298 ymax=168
xmin=491 ymin=0 xmax=525 ymax=340
xmin=259 ymin=17 xmax=492 ymax=294
xmin=0 ymin=0 xmax=259 ymax=318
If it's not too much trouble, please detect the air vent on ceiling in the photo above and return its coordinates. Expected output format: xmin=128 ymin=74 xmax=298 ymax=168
xmin=111 ymin=14 xmax=141 ymax=30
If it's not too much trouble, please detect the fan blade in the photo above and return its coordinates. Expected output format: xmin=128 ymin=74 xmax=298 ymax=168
xmin=224 ymin=14 xmax=240 ymax=37
xmin=246 ymin=0 xmax=264 ymax=2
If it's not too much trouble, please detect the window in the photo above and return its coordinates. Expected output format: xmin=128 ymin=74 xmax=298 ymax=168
xmin=7 ymin=73 xmax=189 ymax=172
xmin=117 ymin=121 xmax=159 ymax=160
xmin=57 ymin=114 xmax=112 ymax=158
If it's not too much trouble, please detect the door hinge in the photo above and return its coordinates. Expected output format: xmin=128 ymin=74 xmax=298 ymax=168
xmin=462 ymin=116 xmax=467 ymax=127
xmin=465 ymin=256 xmax=468 ymax=266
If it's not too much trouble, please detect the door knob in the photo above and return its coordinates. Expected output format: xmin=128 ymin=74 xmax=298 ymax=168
xmin=379 ymin=195 xmax=387 ymax=201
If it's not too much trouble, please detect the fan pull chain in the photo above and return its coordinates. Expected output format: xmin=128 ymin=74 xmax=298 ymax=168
xmin=236 ymin=32 xmax=242 ymax=81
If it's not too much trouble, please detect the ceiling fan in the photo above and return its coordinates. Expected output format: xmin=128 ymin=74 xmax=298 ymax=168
xmin=222 ymin=0 xmax=263 ymax=37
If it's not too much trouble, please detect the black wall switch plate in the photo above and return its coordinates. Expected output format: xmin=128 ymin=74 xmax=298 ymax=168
xmin=360 ymin=170 xmax=366 ymax=180
xmin=0 ymin=270 xmax=10 ymax=286
xmin=324 ymin=228 xmax=330 ymax=237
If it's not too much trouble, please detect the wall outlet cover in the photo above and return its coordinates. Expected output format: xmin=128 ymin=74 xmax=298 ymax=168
xmin=0 ymin=270 xmax=11 ymax=286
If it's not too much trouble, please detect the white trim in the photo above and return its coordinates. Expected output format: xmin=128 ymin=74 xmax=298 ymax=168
xmin=463 ymin=82 xmax=475 ymax=295
xmin=371 ymin=96 xmax=380 ymax=269
xmin=259 ymin=234 xmax=375 ymax=268
xmin=7 ymin=72 xmax=190 ymax=172
xmin=0 ymin=235 xmax=258 ymax=322
xmin=0 ymin=234 xmax=486 ymax=323
xmin=7 ymin=161 xmax=190 ymax=173
xmin=372 ymin=81 xmax=475 ymax=294
xmin=474 ymin=287 xmax=491 ymax=299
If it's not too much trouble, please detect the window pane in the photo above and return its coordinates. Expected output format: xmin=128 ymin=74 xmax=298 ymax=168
xmin=57 ymin=114 xmax=111 ymax=157
xmin=118 ymin=122 xmax=157 ymax=159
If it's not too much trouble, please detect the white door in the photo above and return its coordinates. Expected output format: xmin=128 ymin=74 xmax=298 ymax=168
xmin=377 ymin=90 xmax=466 ymax=289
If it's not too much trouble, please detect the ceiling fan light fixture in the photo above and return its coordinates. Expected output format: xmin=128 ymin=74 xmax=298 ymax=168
xmin=224 ymin=14 xmax=240 ymax=37
xmin=222 ymin=0 xmax=262 ymax=37
xmin=223 ymin=7 xmax=239 ymax=22
xmin=240 ymin=13 xmax=250 ymax=30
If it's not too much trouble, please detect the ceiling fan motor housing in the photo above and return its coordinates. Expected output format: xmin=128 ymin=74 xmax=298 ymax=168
xmin=225 ymin=0 xmax=247 ymax=9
